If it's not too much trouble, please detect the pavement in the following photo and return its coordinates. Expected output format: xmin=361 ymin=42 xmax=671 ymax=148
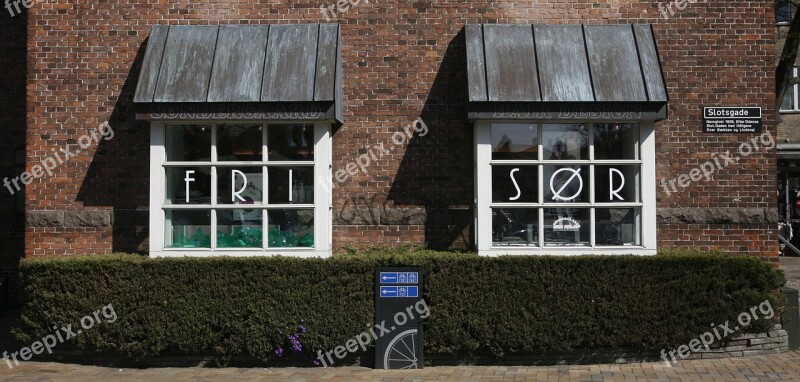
xmin=0 ymin=352 xmax=799 ymax=381
xmin=0 ymin=258 xmax=797 ymax=380
xmin=781 ymin=255 xmax=800 ymax=290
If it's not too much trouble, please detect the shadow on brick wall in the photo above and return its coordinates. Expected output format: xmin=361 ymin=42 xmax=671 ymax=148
xmin=75 ymin=39 xmax=150 ymax=254
xmin=0 ymin=10 xmax=28 ymax=305
xmin=386 ymin=29 xmax=474 ymax=250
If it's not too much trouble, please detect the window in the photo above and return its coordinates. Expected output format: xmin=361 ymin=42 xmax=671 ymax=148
xmin=777 ymin=1 xmax=793 ymax=24
xmin=474 ymin=121 xmax=656 ymax=255
xmin=782 ymin=67 xmax=800 ymax=112
xmin=149 ymin=122 xmax=332 ymax=257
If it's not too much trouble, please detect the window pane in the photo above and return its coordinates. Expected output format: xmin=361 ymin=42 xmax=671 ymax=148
xmin=166 ymin=167 xmax=211 ymax=205
xmin=165 ymin=210 xmax=211 ymax=248
xmin=777 ymin=1 xmax=792 ymax=23
xmin=596 ymin=208 xmax=640 ymax=246
xmin=543 ymin=208 xmax=589 ymax=246
xmin=166 ymin=124 xmax=211 ymax=162
xmin=268 ymin=166 xmax=314 ymax=204
xmin=267 ymin=209 xmax=314 ymax=248
xmin=268 ymin=124 xmax=314 ymax=161
xmin=543 ymin=165 xmax=589 ymax=203
xmin=492 ymin=208 xmax=538 ymax=246
xmin=217 ymin=167 xmax=263 ymax=205
xmin=217 ymin=210 xmax=263 ymax=248
xmin=593 ymin=123 xmax=638 ymax=160
xmin=781 ymin=86 xmax=794 ymax=111
xmin=491 ymin=123 xmax=538 ymax=160
xmin=492 ymin=165 xmax=538 ymax=203
xmin=543 ymin=124 xmax=589 ymax=160
xmin=217 ymin=124 xmax=263 ymax=161
xmin=594 ymin=165 xmax=640 ymax=203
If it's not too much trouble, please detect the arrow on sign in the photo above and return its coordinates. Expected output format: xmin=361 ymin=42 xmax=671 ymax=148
xmin=382 ymin=275 xmax=396 ymax=281
xmin=381 ymin=288 xmax=397 ymax=295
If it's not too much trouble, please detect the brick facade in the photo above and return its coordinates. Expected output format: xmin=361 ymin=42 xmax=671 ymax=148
xmin=18 ymin=0 xmax=777 ymax=258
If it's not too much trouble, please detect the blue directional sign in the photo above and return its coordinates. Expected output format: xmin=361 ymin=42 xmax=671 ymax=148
xmin=379 ymin=272 xmax=398 ymax=283
xmin=379 ymin=286 xmax=418 ymax=298
xmin=380 ymin=272 xmax=419 ymax=285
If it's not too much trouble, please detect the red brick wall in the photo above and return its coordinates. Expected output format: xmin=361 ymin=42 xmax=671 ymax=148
xmin=23 ymin=0 xmax=777 ymax=258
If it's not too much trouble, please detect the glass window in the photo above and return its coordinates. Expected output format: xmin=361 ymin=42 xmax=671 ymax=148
xmin=166 ymin=124 xmax=211 ymax=162
xmin=777 ymin=1 xmax=793 ymax=24
xmin=491 ymin=123 xmax=538 ymax=160
xmin=485 ymin=122 xmax=644 ymax=249
xmin=781 ymin=67 xmax=800 ymax=113
xmin=217 ymin=124 xmax=263 ymax=161
xmin=159 ymin=123 xmax=320 ymax=252
xmin=268 ymin=124 xmax=315 ymax=161
xmin=543 ymin=124 xmax=589 ymax=160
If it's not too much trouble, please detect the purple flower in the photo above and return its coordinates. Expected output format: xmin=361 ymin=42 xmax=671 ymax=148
xmin=289 ymin=334 xmax=303 ymax=353
xmin=298 ymin=324 xmax=307 ymax=335
xmin=312 ymin=359 xmax=321 ymax=366
xmin=274 ymin=347 xmax=284 ymax=357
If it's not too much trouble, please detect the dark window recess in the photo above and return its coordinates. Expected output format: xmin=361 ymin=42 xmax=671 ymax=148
xmin=777 ymin=1 xmax=793 ymax=24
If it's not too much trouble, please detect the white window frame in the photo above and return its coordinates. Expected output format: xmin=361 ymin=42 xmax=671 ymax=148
xmin=149 ymin=120 xmax=332 ymax=258
xmin=474 ymin=120 xmax=657 ymax=256
xmin=781 ymin=67 xmax=800 ymax=113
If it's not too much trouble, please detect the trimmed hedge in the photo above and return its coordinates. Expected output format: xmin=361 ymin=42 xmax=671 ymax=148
xmin=14 ymin=249 xmax=785 ymax=364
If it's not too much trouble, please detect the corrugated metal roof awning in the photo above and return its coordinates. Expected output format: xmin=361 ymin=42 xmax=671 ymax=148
xmin=134 ymin=24 xmax=343 ymax=123
xmin=465 ymin=24 xmax=668 ymax=121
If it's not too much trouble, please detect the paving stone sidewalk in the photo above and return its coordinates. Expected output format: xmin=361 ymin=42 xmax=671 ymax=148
xmin=0 ymin=351 xmax=798 ymax=381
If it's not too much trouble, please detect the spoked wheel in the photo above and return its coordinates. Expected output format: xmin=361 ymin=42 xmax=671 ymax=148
xmin=382 ymin=328 xmax=419 ymax=369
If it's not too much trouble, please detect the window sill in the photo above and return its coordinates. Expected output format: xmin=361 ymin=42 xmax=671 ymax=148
xmin=480 ymin=248 xmax=656 ymax=256
xmin=150 ymin=250 xmax=331 ymax=258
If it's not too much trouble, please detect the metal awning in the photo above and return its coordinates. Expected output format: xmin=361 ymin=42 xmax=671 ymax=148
xmin=465 ymin=24 xmax=668 ymax=121
xmin=134 ymin=24 xmax=343 ymax=123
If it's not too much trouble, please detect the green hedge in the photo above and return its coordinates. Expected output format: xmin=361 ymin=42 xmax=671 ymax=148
xmin=14 ymin=249 xmax=785 ymax=364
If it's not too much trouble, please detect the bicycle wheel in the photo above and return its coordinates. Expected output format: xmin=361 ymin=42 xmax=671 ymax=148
xmin=382 ymin=328 xmax=419 ymax=369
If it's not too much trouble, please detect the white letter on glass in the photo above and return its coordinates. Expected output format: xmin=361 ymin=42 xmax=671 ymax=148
xmin=184 ymin=170 xmax=195 ymax=204
xmin=232 ymin=170 xmax=247 ymax=202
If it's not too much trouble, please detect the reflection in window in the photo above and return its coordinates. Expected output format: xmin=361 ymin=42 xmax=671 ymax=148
xmin=594 ymin=124 xmax=638 ymax=160
xmin=491 ymin=123 xmax=538 ymax=160
xmin=596 ymin=208 xmax=640 ymax=246
xmin=492 ymin=208 xmax=537 ymax=246
xmin=543 ymin=124 xmax=589 ymax=160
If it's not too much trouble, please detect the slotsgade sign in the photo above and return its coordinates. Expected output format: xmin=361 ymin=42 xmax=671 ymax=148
xmin=703 ymin=107 xmax=762 ymax=133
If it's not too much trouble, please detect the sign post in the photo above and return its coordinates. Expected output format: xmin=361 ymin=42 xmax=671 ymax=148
xmin=375 ymin=268 xmax=424 ymax=369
